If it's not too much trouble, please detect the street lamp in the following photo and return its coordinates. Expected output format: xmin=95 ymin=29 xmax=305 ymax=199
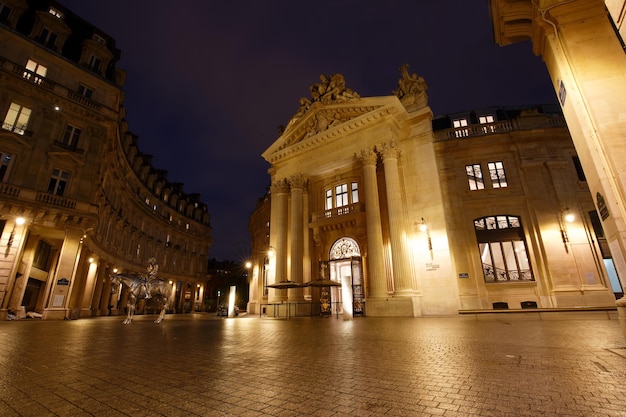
xmin=245 ymin=261 xmax=252 ymax=282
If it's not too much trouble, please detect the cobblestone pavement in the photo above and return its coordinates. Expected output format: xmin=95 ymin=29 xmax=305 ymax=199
xmin=0 ymin=312 xmax=625 ymax=417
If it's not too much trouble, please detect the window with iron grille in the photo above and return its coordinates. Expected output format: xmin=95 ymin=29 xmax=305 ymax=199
xmin=474 ymin=215 xmax=533 ymax=282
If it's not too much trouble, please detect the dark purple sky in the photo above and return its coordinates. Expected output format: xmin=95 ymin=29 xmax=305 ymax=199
xmin=58 ymin=1 xmax=557 ymax=261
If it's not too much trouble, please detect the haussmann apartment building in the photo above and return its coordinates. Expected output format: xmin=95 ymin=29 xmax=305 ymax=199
xmin=0 ymin=0 xmax=212 ymax=320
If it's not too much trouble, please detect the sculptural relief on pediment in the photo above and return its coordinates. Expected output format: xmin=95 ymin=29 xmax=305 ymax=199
xmin=283 ymin=73 xmax=360 ymax=132
xmin=270 ymin=66 xmax=429 ymax=156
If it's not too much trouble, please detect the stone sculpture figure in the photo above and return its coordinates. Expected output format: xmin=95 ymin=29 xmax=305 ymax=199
xmin=293 ymin=73 xmax=361 ymax=122
xmin=393 ymin=64 xmax=428 ymax=107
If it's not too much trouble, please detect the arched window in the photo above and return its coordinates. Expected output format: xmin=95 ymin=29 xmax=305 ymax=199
xmin=474 ymin=215 xmax=533 ymax=282
xmin=329 ymin=237 xmax=360 ymax=260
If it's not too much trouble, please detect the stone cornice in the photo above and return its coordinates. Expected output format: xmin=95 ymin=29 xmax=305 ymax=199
xmin=263 ymin=98 xmax=402 ymax=165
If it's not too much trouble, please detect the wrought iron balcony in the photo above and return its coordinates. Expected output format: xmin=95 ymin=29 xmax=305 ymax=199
xmin=310 ymin=202 xmax=364 ymax=226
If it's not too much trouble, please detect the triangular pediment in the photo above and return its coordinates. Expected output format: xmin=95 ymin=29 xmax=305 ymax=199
xmin=263 ymin=96 xmax=403 ymax=164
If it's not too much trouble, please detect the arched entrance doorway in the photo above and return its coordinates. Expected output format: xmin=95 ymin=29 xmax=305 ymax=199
xmin=326 ymin=237 xmax=364 ymax=316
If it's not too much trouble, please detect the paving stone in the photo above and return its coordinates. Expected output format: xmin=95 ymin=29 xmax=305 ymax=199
xmin=0 ymin=313 xmax=625 ymax=416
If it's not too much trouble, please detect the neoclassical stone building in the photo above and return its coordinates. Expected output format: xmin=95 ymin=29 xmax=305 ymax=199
xmin=489 ymin=0 xmax=626 ymax=333
xmin=247 ymin=68 xmax=618 ymax=317
xmin=0 ymin=0 xmax=212 ymax=320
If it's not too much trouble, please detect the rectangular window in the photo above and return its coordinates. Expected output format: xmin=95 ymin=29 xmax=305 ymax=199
xmin=351 ymin=182 xmax=359 ymax=204
xmin=479 ymin=115 xmax=495 ymax=133
xmin=325 ymin=188 xmax=333 ymax=210
xmin=38 ymin=27 xmax=58 ymax=48
xmin=48 ymin=7 xmax=63 ymax=19
xmin=0 ymin=152 xmax=13 ymax=181
xmin=47 ymin=168 xmax=69 ymax=196
xmin=488 ymin=161 xmax=508 ymax=188
xmin=335 ymin=183 xmax=348 ymax=207
xmin=23 ymin=59 xmax=47 ymax=84
xmin=2 ymin=102 xmax=32 ymax=135
xmin=0 ymin=3 xmax=12 ymax=23
xmin=453 ymin=118 xmax=469 ymax=138
xmin=77 ymin=84 xmax=93 ymax=99
xmin=62 ymin=124 xmax=81 ymax=147
xmin=466 ymin=164 xmax=484 ymax=190
xmin=92 ymin=33 xmax=106 ymax=45
xmin=88 ymin=55 xmax=102 ymax=73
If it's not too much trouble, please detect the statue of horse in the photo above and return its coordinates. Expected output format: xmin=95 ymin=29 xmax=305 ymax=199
xmin=109 ymin=273 xmax=172 ymax=324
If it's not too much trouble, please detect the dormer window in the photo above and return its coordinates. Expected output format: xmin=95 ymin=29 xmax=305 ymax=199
xmin=479 ymin=114 xmax=496 ymax=133
xmin=31 ymin=9 xmax=71 ymax=52
xmin=38 ymin=27 xmax=58 ymax=48
xmin=92 ymin=33 xmax=106 ymax=45
xmin=88 ymin=55 xmax=102 ymax=73
xmin=453 ymin=118 xmax=469 ymax=138
xmin=48 ymin=7 xmax=63 ymax=19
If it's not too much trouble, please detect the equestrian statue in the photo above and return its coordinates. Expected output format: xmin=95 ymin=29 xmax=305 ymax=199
xmin=109 ymin=258 xmax=172 ymax=324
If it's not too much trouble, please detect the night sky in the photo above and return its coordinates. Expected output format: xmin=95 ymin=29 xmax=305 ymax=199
xmin=57 ymin=1 xmax=558 ymax=261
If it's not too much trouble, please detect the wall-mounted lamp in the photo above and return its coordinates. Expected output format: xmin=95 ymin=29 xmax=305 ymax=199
xmin=560 ymin=207 xmax=575 ymax=249
xmin=113 ymin=268 xmax=118 ymax=274
xmin=417 ymin=217 xmax=433 ymax=260
xmin=267 ymin=247 xmax=276 ymax=257
xmin=419 ymin=217 xmax=428 ymax=232
xmin=5 ymin=217 xmax=25 ymax=256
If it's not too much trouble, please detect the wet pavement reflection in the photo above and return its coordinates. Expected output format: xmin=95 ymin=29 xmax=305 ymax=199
xmin=0 ymin=313 xmax=625 ymax=416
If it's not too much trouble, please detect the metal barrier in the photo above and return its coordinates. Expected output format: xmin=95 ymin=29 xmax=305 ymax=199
xmin=259 ymin=301 xmax=346 ymax=319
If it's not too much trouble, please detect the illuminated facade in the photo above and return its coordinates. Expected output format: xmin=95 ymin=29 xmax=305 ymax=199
xmin=247 ymin=70 xmax=617 ymax=317
xmin=0 ymin=0 xmax=212 ymax=320
xmin=489 ymin=0 xmax=626 ymax=328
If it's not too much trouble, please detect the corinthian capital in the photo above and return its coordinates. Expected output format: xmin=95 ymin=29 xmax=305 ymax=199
xmin=379 ymin=141 xmax=400 ymax=160
xmin=271 ymin=178 xmax=290 ymax=194
xmin=356 ymin=148 xmax=378 ymax=166
xmin=288 ymin=174 xmax=307 ymax=190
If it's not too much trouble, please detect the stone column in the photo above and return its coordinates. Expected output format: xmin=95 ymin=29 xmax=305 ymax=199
xmin=44 ymin=227 xmax=83 ymax=319
xmin=91 ymin=261 xmax=107 ymax=316
xmin=79 ymin=255 xmax=99 ymax=318
xmin=269 ymin=178 xmax=289 ymax=302
xmin=380 ymin=141 xmax=413 ymax=294
xmin=99 ymin=266 xmax=113 ymax=316
xmin=289 ymin=174 xmax=306 ymax=302
xmin=358 ymin=148 xmax=387 ymax=298
xmin=302 ymin=188 xmax=311 ymax=286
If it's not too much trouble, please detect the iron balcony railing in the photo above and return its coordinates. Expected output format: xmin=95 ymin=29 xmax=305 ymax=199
xmin=310 ymin=202 xmax=364 ymax=223
xmin=1 ymin=55 xmax=106 ymax=113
